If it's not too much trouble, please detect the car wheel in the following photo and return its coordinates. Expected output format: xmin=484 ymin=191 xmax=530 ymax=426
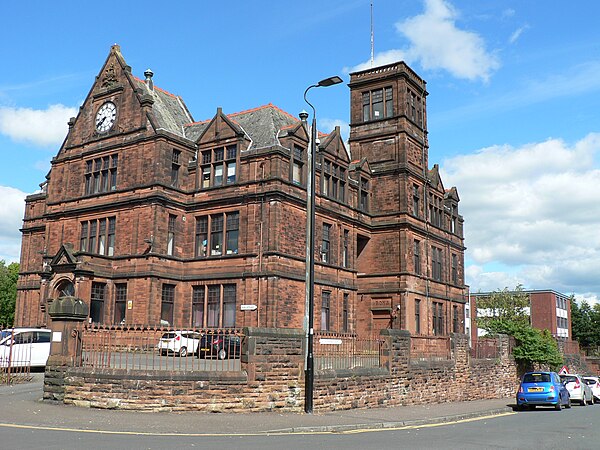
xmin=589 ymin=395 xmax=594 ymax=405
xmin=566 ymin=397 xmax=571 ymax=408
xmin=555 ymin=400 xmax=562 ymax=411
xmin=581 ymin=398 xmax=586 ymax=406
xmin=218 ymin=348 xmax=227 ymax=360
xmin=179 ymin=347 xmax=188 ymax=357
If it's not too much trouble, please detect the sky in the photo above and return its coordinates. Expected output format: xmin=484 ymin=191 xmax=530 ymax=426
xmin=1 ymin=0 xmax=600 ymax=304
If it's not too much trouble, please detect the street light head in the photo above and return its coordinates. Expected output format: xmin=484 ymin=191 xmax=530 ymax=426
xmin=317 ymin=76 xmax=343 ymax=87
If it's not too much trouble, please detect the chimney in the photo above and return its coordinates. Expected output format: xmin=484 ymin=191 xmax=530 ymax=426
xmin=144 ymin=69 xmax=154 ymax=91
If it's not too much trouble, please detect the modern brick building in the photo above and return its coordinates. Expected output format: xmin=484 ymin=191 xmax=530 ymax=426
xmin=16 ymin=45 xmax=466 ymax=338
xmin=470 ymin=289 xmax=572 ymax=342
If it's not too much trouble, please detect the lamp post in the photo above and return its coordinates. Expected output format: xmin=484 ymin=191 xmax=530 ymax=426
xmin=303 ymin=75 xmax=343 ymax=414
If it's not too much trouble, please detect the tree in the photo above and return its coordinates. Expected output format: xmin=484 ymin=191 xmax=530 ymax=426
xmin=571 ymin=299 xmax=600 ymax=348
xmin=477 ymin=285 xmax=563 ymax=368
xmin=0 ymin=260 xmax=19 ymax=328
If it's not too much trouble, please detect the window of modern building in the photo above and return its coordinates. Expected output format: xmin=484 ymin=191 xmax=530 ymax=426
xmin=200 ymin=145 xmax=237 ymax=188
xmin=342 ymin=230 xmax=349 ymax=268
xmin=161 ymin=284 xmax=175 ymax=326
xmin=415 ymin=299 xmax=421 ymax=334
xmin=433 ymin=301 xmax=444 ymax=335
xmin=85 ymin=154 xmax=118 ymax=195
xmin=90 ymin=282 xmax=106 ymax=324
xmin=192 ymin=284 xmax=237 ymax=328
xmin=359 ymin=177 xmax=369 ymax=212
xmin=362 ymin=87 xmax=393 ymax=122
xmin=80 ymin=217 xmax=116 ymax=256
xmin=342 ymin=293 xmax=349 ymax=332
xmin=195 ymin=212 xmax=239 ymax=257
xmin=321 ymin=223 xmax=331 ymax=263
xmin=321 ymin=291 xmax=331 ymax=331
xmin=292 ymin=145 xmax=304 ymax=185
xmin=171 ymin=149 xmax=181 ymax=187
xmin=114 ymin=283 xmax=127 ymax=325
xmin=432 ymin=246 xmax=443 ymax=281
xmin=167 ymin=214 xmax=176 ymax=256
xmin=414 ymin=240 xmax=421 ymax=275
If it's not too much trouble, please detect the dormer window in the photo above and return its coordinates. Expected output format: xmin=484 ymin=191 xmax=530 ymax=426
xmin=200 ymin=145 xmax=237 ymax=189
xmin=291 ymin=145 xmax=304 ymax=185
xmin=362 ymin=87 xmax=393 ymax=122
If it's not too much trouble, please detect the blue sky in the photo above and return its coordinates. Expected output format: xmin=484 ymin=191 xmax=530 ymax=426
xmin=1 ymin=0 xmax=600 ymax=303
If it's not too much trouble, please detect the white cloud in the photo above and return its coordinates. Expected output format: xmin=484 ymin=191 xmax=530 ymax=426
xmin=0 ymin=186 xmax=27 ymax=263
xmin=348 ymin=0 xmax=500 ymax=82
xmin=0 ymin=104 xmax=76 ymax=148
xmin=509 ymin=25 xmax=529 ymax=44
xmin=319 ymin=118 xmax=350 ymax=142
xmin=442 ymin=133 xmax=600 ymax=297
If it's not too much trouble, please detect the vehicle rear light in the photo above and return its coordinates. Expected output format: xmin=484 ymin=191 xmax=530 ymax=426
xmin=596 ymin=382 xmax=600 ymax=389
xmin=519 ymin=386 xmax=523 ymax=393
xmin=575 ymin=381 xmax=580 ymax=389
xmin=550 ymin=385 xmax=555 ymax=392
xmin=175 ymin=336 xmax=180 ymax=341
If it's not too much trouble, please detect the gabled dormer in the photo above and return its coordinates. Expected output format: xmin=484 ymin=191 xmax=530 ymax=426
xmin=348 ymin=158 xmax=372 ymax=213
xmin=318 ymin=127 xmax=350 ymax=203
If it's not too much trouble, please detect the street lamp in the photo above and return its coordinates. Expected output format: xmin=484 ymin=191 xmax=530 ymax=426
xmin=303 ymin=75 xmax=343 ymax=414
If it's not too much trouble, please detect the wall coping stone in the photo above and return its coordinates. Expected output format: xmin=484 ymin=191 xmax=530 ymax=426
xmin=67 ymin=368 xmax=247 ymax=382
xmin=244 ymin=327 xmax=304 ymax=338
xmin=316 ymin=367 xmax=389 ymax=379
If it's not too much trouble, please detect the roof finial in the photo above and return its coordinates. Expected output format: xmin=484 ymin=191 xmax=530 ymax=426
xmin=144 ymin=69 xmax=154 ymax=91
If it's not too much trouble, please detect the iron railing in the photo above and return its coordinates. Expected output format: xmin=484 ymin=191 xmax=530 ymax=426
xmin=313 ymin=331 xmax=383 ymax=370
xmin=75 ymin=325 xmax=244 ymax=372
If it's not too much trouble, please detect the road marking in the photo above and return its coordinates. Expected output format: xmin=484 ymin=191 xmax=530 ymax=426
xmin=0 ymin=411 xmax=516 ymax=437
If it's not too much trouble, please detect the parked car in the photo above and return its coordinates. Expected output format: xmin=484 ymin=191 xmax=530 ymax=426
xmin=0 ymin=328 xmax=52 ymax=368
xmin=197 ymin=332 xmax=241 ymax=360
xmin=516 ymin=371 xmax=571 ymax=410
xmin=157 ymin=331 xmax=201 ymax=357
xmin=583 ymin=376 xmax=600 ymax=403
xmin=560 ymin=374 xmax=594 ymax=405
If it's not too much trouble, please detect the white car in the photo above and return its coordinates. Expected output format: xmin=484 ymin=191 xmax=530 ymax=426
xmin=0 ymin=328 xmax=52 ymax=368
xmin=584 ymin=376 xmax=600 ymax=403
xmin=157 ymin=331 xmax=201 ymax=357
xmin=560 ymin=374 xmax=594 ymax=405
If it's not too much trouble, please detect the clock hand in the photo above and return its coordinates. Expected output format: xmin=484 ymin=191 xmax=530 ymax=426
xmin=97 ymin=116 xmax=106 ymax=127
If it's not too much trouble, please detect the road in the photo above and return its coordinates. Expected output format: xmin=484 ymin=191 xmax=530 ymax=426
xmin=1 ymin=397 xmax=598 ymax=449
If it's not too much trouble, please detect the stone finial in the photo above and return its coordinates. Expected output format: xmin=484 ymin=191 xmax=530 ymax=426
xmin=299 ymin=110 xmax=309 ymax=122
xmin=144 ymin=69 xmax=154 ymax=91
xmin=47 ymin=296 xmax=89 ymax=321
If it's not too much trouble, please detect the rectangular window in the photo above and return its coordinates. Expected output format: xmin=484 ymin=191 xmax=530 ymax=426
xmin=167 ymin=214 xmax=176 ymax=256
xmin=321 ymin=223 xmax=331 ymax=263
xmin=321 ymin=291 xmax=331 ymax=331
xmin=359 ymin=178 xmax=369 ymax=212
xmin=414 ymin=240 xmax=421 ymax=275
xmin=415 ymin=299 xmax=421 ymax=334
xmin=200 ymin=145 xmax=238 ymax=189
xmin=432 ymin=246 xmax=443 ymax=281
xmin=210 ymin=214 xmax=223 ymax=256
xmin=433 ymin=302 xmax=444 ymax=335
xmin=453 ymin=305 xmax=460 ymax=333
xmin=161 ymin=284 xmax=175 ymax=326
xmin=362 ymin=87 xmax=393 ymax=122
xmin=192 ymin=286 xmax=205 ymax=328
xmin=292 ymin=145 xmax=304 ymax=185
xmin=84 ymin=153 xmax=118 ymax=195
xmin=226 ymin=212 xmax=239 ymax=254
xmin=452 ymin=253 xmax=458 ymax=284
xmin=171 ymin=150 xmax=181 ymax=187
xmin=80 ymin=217 xmax=116 ymax=256
xmin=207 ymin=285 xmax=220 ymax=327
xmin=195 ymin=216 xmax=208 ymax=257
xmin=114 ymin=283 xmax=127 ymax=325
xmin=222 ymin=284 xmax=236 ymax=327
xmin=342 ymin=230 xmax=349 ymax=268
xmin=413 ymin=184 xmax=420 ymax=217
xmin=342 ymin=293 xmax=349 ymax=332
xmin=90 ymin=282 xmax=106 ymax=324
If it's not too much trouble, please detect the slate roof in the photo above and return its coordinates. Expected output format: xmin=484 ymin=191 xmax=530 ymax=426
xmin=184 ymin=104 xmax=302 ymax=148
xmin=133 ymin=78 xmax=194 ymax=138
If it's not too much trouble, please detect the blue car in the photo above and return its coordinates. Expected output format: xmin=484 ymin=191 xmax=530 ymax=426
xmin=517 ymin=371 xmax=571 ymax=410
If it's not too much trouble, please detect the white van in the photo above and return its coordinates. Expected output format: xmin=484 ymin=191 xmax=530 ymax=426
xmin=0 ymin=328 xmax=52 ymax=368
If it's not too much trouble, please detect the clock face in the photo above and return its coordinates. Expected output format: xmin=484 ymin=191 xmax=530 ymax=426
xmin=95 ymin=102 xmax=117 ymax=133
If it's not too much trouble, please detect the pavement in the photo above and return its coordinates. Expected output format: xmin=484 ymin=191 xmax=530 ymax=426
xmin=0 ymin=374 xmax=516 ymax=435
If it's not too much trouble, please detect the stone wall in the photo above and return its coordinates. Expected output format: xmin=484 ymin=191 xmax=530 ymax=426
xmin=45 ymin=327 xmax=518 ymax=412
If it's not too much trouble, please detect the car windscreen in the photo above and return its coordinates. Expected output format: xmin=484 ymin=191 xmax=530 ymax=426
xmin=161 ymin=333 xmax=177 ymax=339
xmin=523 ymin=373 xmax=551 ymax=383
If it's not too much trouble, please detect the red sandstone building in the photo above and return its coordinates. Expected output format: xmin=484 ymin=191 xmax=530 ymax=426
xmin=16 ymin=45 xmax=466 ymax=338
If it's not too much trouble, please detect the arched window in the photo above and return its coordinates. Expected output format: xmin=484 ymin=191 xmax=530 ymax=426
xmin=55 ymin=280 xmax=75 ymax=297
